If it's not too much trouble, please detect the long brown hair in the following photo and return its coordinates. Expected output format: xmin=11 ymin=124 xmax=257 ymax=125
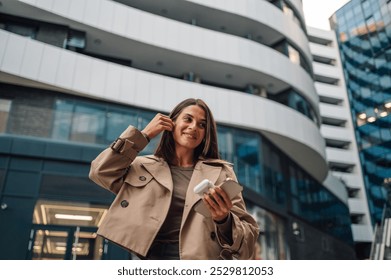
xmin=154 ymin=98 xmax=220 ymax=165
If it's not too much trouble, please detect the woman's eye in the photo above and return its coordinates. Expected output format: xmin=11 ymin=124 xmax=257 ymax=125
xmin=199 ymin=123 xmax=206 ymax=128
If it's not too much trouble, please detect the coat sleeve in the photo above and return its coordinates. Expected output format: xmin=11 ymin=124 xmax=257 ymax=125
xmin=214 ymin=165 xmax=260 ymax=260
xmin=89 ymin=126 xmax=148 ymax=194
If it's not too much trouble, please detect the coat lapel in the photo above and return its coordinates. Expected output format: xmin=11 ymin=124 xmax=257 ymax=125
xmin=140 ymin=156 xmax=226 ymax=224
xmin=181 ymin=161 xmax=222 ymax=223
xmin=141 ymin=157 xmax=173 ymax=193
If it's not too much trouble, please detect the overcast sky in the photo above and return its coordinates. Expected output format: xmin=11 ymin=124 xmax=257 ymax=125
xmin=302 ymin=0 xmax=350 ymax=30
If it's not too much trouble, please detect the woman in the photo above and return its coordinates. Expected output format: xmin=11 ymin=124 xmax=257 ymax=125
xmin=89 ymin=98 xmax=259 ymax=260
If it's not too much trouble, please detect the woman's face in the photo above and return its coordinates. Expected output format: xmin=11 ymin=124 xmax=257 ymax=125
xmin=173 ymin=105 xmax=206 ymax=152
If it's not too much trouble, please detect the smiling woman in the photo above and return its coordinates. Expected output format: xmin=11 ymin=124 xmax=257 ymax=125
xmin=170 ymin=106 xmax=207 ymax=157
xmin=152 ymin=100 xmax=213 ymax=168
xmin=89 ymin=98 xmax=259 ymax=260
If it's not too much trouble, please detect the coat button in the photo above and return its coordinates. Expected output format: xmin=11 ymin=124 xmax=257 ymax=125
xmin=120 ymin=200 xmax=129 ymax=208
xmin=210 ymin=232 xmax=216 ymax=240
xmin=139 ymin=176 xmax=146 ymax=181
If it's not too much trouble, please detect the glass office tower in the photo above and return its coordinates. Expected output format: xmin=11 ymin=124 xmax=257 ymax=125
xmin=331 ymin=0 xmax=391 ymax=226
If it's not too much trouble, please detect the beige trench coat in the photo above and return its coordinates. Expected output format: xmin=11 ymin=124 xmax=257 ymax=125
xmin=89 ymin=126 xmax=259 ymax=259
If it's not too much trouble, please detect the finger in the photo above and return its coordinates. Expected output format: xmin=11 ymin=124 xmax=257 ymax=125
xmin=158 ymin=122 xmax=174 ymax=131
xmin=158 ymin=114 xmax=173 ymax=123
xmin=214 ymin=187 xmax=233 ymax=209
xmin=208 ymin=190 xmax=231 ymax=217
xmin=157 ymin=115 xmax=174 ymax=131
xmin=209 ymin=188 xmax=225 ymax=207
xmin=203 ymin=197 xmax=220 ymax=219
xmin=203 ymin=194 xmax=230 ymax=221
xmin=145 ymin=114 xmax=174 ymax=137
xmin=202 ymin=196 xmax=214 ymax=212
xmin=203 ymin=193 xmax=218 ymax=210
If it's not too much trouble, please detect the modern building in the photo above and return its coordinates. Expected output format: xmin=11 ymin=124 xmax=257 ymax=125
xmin=330 ymin=0 xmax=391 ymax=258
xmin=307 ymin=26 xmax=373 ymax=259
xmin=0 ymin=0 xmax=355 ymax=259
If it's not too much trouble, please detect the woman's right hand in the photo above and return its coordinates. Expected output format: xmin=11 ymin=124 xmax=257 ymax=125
xmin=141 ymin=113 xmax=174 ymax=140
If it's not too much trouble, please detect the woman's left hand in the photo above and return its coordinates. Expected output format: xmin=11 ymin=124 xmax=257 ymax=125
xmin=203 ymin=186 xmax=233 ymax=223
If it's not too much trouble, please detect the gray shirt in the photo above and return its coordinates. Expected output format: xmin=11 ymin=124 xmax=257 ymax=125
xmin=155 ymin=165 xmax=194 ymax=243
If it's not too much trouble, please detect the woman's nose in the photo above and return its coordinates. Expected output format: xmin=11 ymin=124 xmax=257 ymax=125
xmin=188 ymin=121 xmax=197 ymax=129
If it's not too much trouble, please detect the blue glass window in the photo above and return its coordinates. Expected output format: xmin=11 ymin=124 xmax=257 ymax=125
xmin=70 ymin=104 xmax=106 ymax=144
xmin=52 ymin=100 xmax=73 ymax=141
xmin=217 ymin=126 xmax=262 ymax=193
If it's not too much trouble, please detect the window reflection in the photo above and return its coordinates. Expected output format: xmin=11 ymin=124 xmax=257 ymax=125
xmin=32 ymin=230 xmax=69 ymax=260
xmin=249 ymin=205 xmax=289 ymax=260
xmin=0 ymin=98 xmax=12 ymax=133
xmin=71 ymin=104 xmax=106 ymax=144
xmin=31 ymin=228 xmax=105 ymax=260
xmin=52 ymin=100 xmax=73 ymax=141
xmin=289 ymin=166 xmax=353 ymax=243
xmin=218 ymin=126 xmax=261 ymax=192
xmin=5 ymin=22 xmax=37 ymax=39
xmin=106 ymin=110 xmax=135 ymax=143
xmin=270 ymin=89 xmax=319 ymax=126
xmin=287 ymin=45 xmax=300 ymax=65
xmin=262 ymin=141 xmax=285 ymax=205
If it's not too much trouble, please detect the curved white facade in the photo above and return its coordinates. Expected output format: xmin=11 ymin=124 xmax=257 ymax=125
xmin=3 ymin=0 xmax=319 ymax=112
xmin=186 ymin=0 xmax=312 ymax=63
xmin=0 ymin=29 xmax=327 ymax=181
xmin=0 ymin=0 xmax=328 ymax=182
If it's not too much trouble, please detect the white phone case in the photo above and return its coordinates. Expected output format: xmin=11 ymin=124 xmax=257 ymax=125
xmin=193 ymin=178 xmax=243 ymax=217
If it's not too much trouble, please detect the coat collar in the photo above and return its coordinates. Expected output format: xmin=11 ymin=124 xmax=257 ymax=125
xmin=141 ymin=156 xmax=173 ymax=192
xmin=139 ymin=155 xmax=229 ymax=195
xmin=140 ymin=155 xmax=230 ymax=222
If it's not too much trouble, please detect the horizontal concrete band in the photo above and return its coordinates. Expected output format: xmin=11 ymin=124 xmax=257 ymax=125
xmin=0 ymin=30 xmax=328 ymax=182
xmin=8 ymin=0 xmax=319 ymax=114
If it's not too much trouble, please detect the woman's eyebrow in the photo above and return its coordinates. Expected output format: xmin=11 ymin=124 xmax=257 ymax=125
xmin=184 ymin=113 xmax=206 ymax=122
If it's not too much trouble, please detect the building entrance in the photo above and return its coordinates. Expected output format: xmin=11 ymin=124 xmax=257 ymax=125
xmin=26 ymin=224 xmax=105 ymax=260
xmin=26 ymin=199 xmax=109 ymax=260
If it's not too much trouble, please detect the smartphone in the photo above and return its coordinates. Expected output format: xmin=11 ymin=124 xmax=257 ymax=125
xmin=193 ymin=178 xmax=243 ymax=217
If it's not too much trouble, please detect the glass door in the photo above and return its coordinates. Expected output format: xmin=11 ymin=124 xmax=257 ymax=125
xmin=27 ymin=199 xmax=109 ymax=260
xmin=29 ymin=226 xmax=72 ymax=260
xmin=27 ymin=225 xmax=105 ymax=260
xmin=71 ymin=226 xmax=105 ymax=260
